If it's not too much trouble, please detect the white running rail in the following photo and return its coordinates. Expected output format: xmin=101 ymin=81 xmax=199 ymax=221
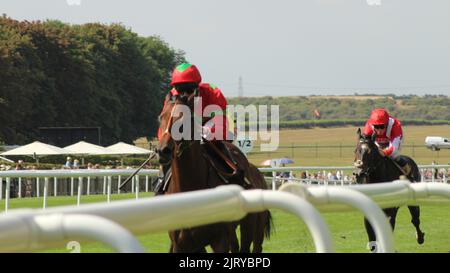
xmin=0 ymin=185 xmax=334 ymax=253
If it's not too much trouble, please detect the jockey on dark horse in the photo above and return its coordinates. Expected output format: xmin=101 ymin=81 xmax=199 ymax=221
xmin=360 ymin=109 xmax=425 ymax=248
xmin=363 ymin=108 xmax=412 ymax=178
xmin=154 ymin=63 xmax=241 ymax=194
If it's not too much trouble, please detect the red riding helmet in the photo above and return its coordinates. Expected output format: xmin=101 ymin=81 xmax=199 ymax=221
xmin=369 ymin=109 xmax=390 ymax=125
xmin=170 ymin=63 xmax=202 ymax=86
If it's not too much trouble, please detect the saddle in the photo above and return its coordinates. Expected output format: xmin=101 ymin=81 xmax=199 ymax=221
xmin=201 ymin=140 xmax=251 ymax=188
xmin=392 ymin=156 xmax=413 ymax=181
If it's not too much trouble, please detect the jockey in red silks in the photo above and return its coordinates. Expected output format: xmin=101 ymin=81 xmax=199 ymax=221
xmin=363 ymin=108 xmax=410 ymax=172
xmin=157 ymin=63 xmax=231 ymax=142
xmin=154 ymin=63 xmax=234 ymax=194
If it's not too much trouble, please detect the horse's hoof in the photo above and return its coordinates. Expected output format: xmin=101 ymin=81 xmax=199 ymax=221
xmin=416 ymin=232 xmax=425 ymax=244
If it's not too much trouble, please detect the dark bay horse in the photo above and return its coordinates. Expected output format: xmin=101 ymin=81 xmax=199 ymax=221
xmin=353 ymin=128 xmax=425 ymax=250
xmin=157 ymin=92 xmax=271 ymax=253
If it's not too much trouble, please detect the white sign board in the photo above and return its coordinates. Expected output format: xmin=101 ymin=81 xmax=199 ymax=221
xmin=234 ymin=138 xmax=253 ymax=155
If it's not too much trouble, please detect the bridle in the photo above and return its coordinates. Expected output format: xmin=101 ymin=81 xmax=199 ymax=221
xmin=159 ymin=91 xmax=199 ymax=161
xmin=354 ymin=137 xmax=383 ymax=183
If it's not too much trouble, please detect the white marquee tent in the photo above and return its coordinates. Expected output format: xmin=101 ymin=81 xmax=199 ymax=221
xmin=105 ymin=142 xmax=152 ymax=166
xmin=64 ymin=141 xmax=117 ymax=165
xmin=64 ymin=141 xmax=115 ymax=155
xmin=0 ymin=141 xmax=70 ymax=163
xmin=106 ymin=142 xmax=151 ymax=155
xmin=1 ymin=141 xmax=152 ymax=166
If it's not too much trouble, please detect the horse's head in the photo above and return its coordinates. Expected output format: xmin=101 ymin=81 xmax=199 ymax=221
xmin=353 ymin=128 xmax=382 ymax=183
xmin=156 ymin=91 xmax=199 ymax=165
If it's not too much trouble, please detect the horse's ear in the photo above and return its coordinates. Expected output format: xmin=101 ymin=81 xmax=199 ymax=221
xmin=357 ymin=128 xmax=361 ymax=137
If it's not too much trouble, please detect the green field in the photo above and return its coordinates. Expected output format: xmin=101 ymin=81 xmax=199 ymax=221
xmin=1 ymin=193 xmax=450 ymax=253
xmin=1 ymin=125 xmax=449 ymax=253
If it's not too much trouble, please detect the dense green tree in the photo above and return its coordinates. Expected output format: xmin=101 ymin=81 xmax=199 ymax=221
xmin=0 ymin=16 xmax=184 ymax=145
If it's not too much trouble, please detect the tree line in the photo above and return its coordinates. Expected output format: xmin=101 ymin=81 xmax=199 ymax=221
xmin=0 ymin=16 xmax=184 ymax=145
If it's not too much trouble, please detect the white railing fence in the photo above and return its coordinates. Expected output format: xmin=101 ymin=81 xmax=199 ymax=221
xmin=260 ymin=164 xmax=450 ymax=190
xmin=1 ymin=165 xmax=449 ymax=211
xmin=0 ymin=169 xmax=159 ymax=212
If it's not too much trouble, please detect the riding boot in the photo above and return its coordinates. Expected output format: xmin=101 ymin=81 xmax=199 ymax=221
xmin=395 ymin=156 xmax=411 ymax=177
xmin=154 ymin=164 xmax=170 ymax=196
xmin=153 ymin=172 xmax=165 ymax=196
xmin=220 ymin=141 xmax=248 ymax=186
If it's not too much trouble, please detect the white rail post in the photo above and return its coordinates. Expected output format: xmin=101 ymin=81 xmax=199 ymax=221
xmin=70 ymin=177 xmax=74 ymax=196
xmin=432 ymin=162 xmax=435 ymax=183
xmin=131 ymin=176 xmax=135 ymax=193
xmin=0 ymin=177 xmax=3 ymax=201
xmin=145 ymin=176 xmax=149 ymax=193
xmin=36 ymin=177 xmax=40 ymax=197
xmin=103 ymin=176 xmax=106 ymax=195
xmin=272 ymin=171 xmax=276 ymax=190
xmin=18 ymin=178 xmax=21 ymax=199
xmin=77 ymin=177 xmax=83 ymax=206
xmin=43 ymin=177 xmax=49 ymax=209
xmin=5 ymin=177 xmax=10 ymax=213
xmin=117 ymin=175 xmax=121 ymax=194
xmin=135 ymin=175 xmax=139 ymax=200
xmin=107 ymin=176 xmax=112 ymax=203
xmin=87 ymin=177 xmax=90 ymax=195
xmin=54 ymin=177 xmax=57 ymax=197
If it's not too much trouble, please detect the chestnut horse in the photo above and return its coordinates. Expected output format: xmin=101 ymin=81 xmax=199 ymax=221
xmin=157 ymin=91 xmax=271 ymax=253
xmin=353 ymin=128 xmax=425 ymax=250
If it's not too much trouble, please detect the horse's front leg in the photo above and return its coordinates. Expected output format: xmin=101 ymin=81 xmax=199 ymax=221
xmin=168 ymin=230 xmax=180 ymax=253
xmin=228 ymin=223 xmax=240 ymax=253
xmin=210 ymin=237 xmax=230 ymax=253
xmin=383 ymin=207 xmax=399 ymax=231
xmin=408 ymin=206 xmax=425 ymax=244
xmin=210 ymin=225 xmax=231 ymax=253
xmin=363 ymin=217 xmax=377 ymax=249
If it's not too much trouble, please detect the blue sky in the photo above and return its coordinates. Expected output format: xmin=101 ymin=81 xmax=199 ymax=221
xmin=2 ymin=0 xmax=450 ymax=97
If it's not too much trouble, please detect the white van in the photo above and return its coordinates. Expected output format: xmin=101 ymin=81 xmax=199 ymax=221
xmin=425 ymin=136 xmax=450 ymax=151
